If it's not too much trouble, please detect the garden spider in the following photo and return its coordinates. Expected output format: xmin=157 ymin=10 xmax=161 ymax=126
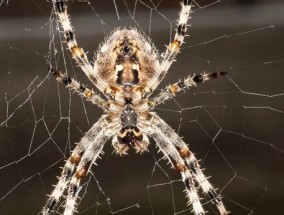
xmin=43 ymin=0 xmax=228 ymax=214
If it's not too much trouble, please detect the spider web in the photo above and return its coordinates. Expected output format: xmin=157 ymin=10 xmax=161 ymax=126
xmin=0 ymin=0 xmax=284 ymax=214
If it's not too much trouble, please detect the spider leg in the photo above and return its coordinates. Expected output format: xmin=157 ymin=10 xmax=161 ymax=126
xmin=52 ymin=0 xmax=108 ymax=93
xmin=50 ymin=68 xmax=109 ymax=110
xmin=139 ymin=114 xmax=228 ymax=215
xmin=42 ymin=115 xmax=116 ymax=215
xmin=140 ymin=117 xmax=204 ymax=215
xmin=63 ymin=121 xmax=120 ymax=215
xmin=149 ymin=71 xmax=227 ymax=109
xmin=155 ymin=114 xmax=228 ymax=214
xmin=148 ymin=0 xmax=193 ymax=91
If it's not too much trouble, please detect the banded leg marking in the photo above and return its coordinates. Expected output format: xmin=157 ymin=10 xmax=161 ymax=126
xmin=42 ymin=116 xmax=110 ymax=215
xmin=43 ymin=159 xmax=76 ymax=215
xmin=52 ymin=0 xmax=107 ymax=93
xmin=63 ymin=122 xmax=119 ymax=215
xmin=182 ymin=170 xmax=205 ymax=215
xmin=148 ymin=123 xmax=205 ymax=215
xmin=149 ymin=71 xmax=227 ymax=108
xmin=149 ymin=0 xmax=193 ymax=91
xmin=186 ymin=155 xmax=228 ymax=215
xmin=148 ymin=114 xmax=228 ymax=215
xmin=50 ymin=68 xmax=109 ymax=109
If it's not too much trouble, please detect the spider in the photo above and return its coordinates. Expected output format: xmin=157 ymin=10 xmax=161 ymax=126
xmin=43 ymin=0 xmax=228 ymax=215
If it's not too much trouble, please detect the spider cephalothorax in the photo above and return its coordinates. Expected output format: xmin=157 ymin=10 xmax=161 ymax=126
xmin=44 ymin=1 xmax=228 ymax=215
xmin=114 ymin=104 xmax=148 ymax=154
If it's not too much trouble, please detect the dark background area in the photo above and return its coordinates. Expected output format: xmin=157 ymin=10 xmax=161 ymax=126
xmin=0 ymin=0 xmax=282 ymax=17
xmin=0 ymin=0 xmax=284 ymax=215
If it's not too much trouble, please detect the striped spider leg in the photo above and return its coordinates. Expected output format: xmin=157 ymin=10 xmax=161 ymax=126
xmin=50 ymin=68 xmax=110 ymax=110
xmin=52 ymin=0 xmax=111 ymax=96
xmin=149 ymin=71 xmax=227 ymax=108
xmin=42 ymin=115 xmax=120 ymax=215
xmin=139 ymin=113 xmax=228 ymax=215
xmin=148 ymin=0 xmax=193 ymax=92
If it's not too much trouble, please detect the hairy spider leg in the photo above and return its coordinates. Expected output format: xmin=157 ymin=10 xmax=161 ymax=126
xmin=52 ymin=0 xmax=108 ymax=94
xmin=149 ymin=71 xmax=227 ymax=108
xmin=42 ymin=116 xmax=113 ymax=215
xmin=150 ymin=114 xmax=228 ymax=215
xmin=50 ymin=68 xmax=110 ymax=110
xmin=154 ymin=131 xmax=205 ymax=215
xmin=139 ymin=114 xmax=205 ymax=215
xmin=148 ymin=0 xmax=193 ymax=91
xmin=63 ymin=120 xmax=120 ymax=215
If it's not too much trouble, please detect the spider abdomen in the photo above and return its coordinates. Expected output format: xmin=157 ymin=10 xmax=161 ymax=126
xmin=95 ymin=28 xmax=160 ymax=89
